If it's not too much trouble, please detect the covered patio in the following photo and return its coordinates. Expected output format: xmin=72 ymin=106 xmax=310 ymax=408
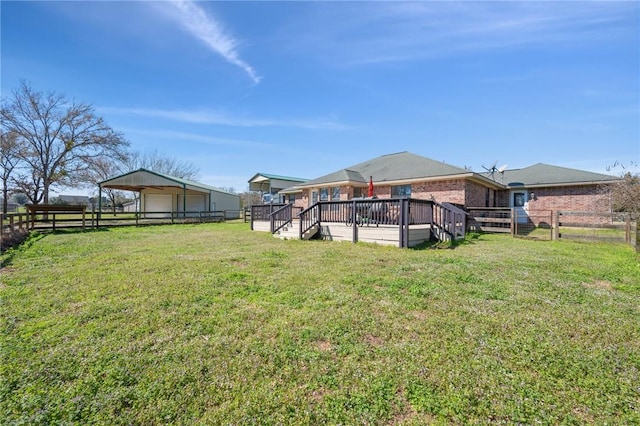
xmin=98 ymin=168 xmax=240 ymax=225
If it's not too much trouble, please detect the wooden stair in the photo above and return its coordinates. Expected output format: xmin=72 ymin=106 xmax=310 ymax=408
xmin=273 ymin=220 xmax=319 ymax=240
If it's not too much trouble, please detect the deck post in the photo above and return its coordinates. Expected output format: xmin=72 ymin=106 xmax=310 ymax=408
xmin=352 ymin=200 xmax=358 ymax=243
xmin=398 ymin=199 xmax=410 ymax=248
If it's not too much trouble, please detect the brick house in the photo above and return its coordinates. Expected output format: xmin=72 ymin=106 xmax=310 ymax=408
xmin=280 ymin=152 xmax=618 ymax=214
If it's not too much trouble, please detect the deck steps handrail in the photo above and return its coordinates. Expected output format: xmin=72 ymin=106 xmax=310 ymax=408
xmin=298 ymin=203 xmax=321 ymax=239
xmin=432 ymin=202 xmax=467 ymax=241
xmin=270 ymin=203 xmax=294 ymax=234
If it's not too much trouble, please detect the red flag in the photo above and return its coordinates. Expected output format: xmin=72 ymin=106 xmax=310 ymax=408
xmin=368 ymin=176 xmax=374 ymax=197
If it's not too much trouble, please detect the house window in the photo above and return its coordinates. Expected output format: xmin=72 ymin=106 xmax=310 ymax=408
xmin=289 ymin=194 xmax=296 ymax=204
xmin=331 ymin=187 xmax=340 ymax=200
xmin=513 ymin=192 xmax=526 ymax=207
xmin=392 ymin=184 xmax=412 ymax=198
xmin=320 ymin=188 xmax=329 ymax=201
xmin=312 ymin=191 xmax=318 ymax=204
xmin=353 ymin=187 xmax=362 ymax=198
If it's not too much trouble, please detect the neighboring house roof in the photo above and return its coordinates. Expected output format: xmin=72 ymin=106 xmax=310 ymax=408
xmin=297 ymin=151 xmax=499 ymax=188
xmin=100 ymin=168 xmax=237 ymax=195
xmin=248 ymin=172 xmax=308 ymax=184
xmin=497 ymin=163 xmax=619 ymax=188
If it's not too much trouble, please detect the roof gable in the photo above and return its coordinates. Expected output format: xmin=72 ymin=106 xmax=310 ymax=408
xmin=499 ymin=163 xmax=619 ymax=187
xmin=100 ymin=168 xmax=236 ymax=195
xmin=299 ymin=152 xmax=474 ymax=187
xmin=248 ymin=172 xmax=308 ymax=184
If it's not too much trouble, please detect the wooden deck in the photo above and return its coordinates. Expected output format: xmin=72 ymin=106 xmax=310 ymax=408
xmin=257 ymin=219 xmax=433 ymax=247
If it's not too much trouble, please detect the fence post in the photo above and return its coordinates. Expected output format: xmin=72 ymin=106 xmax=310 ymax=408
xmin=510 ymin=208 xmax=515 ymax=237
xmin=553 ymin=211 xmax=560 ymax=240
xmin=625 ymin=214 xmax=631 ymax=244
xmin=636 ymin=219 xmax=639 ymax=253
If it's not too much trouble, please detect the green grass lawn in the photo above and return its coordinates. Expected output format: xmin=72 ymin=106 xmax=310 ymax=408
xmin=1 ymin=223 xmax=639 ymax=424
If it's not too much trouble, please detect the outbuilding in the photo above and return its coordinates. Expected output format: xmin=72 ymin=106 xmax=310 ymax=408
xmin=99 ymin=168 xmax=240 ymax=219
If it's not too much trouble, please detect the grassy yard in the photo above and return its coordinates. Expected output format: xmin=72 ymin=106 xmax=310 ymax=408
xmin=1 ymin=223 xmax=639 ymax=425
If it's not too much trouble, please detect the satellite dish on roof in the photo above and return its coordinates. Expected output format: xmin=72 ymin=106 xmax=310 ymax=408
xmin=483 ymin=162 xmax=508 ymax=181
xmin=482 ymin=161 xmax=498 ymax=180
xmin=497 ymin=164 xmax=508 ymax=182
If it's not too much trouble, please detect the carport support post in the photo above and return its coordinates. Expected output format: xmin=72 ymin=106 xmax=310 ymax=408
xmin=183 ymin=184 xmax=187 ymax=220
xmin=97 ymin=185 xmax=102 ymax=228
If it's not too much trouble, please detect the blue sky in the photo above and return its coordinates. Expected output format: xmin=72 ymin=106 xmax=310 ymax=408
xmin=2 ymin=1 xmax=639 ymax=194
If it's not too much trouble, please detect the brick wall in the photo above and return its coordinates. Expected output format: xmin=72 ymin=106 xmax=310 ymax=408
xmin=411 ymin=179 xmax=466 ymax=204
xmin=496 ymin=185 xmax=611 ymax=213
xmin=464 ymin=181 xmax=491 ymax=207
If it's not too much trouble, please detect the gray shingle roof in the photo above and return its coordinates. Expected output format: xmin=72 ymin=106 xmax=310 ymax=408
xmin=248 ymin=172 xmax=309 ymax=183
xmin=299 ymin=152 xmax=471 ymax=187
xmin=498 ymin=163 xmax=618 ymax=187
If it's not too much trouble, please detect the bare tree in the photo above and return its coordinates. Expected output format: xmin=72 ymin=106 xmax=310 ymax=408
xmin=0 ymin=81 xmax=129 ymax=204
xmin=85 ymin=156 xmax=131 ymax=214
xmin=125 ymin=150 xmax=199 ymax=181
xmin=239 ymin=190 xmax=262 ymax=209
xmin=0 ymin=130 xmax=25 ymax=213
xmin=602 ymin=161 xmax=640 ymax=214
xmin=610 ymin=172 xmax=640 ymax=213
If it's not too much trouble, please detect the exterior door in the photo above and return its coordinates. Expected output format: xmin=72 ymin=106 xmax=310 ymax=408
xmin=511 ymin=190 xmax=528 ymax=223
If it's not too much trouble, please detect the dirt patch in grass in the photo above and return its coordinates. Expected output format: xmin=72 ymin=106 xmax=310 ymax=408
xmin=315 ymin=339 xmax=333 ymax=352
xmin=364 ymin=334 xmax=385 ymax=347
xmin=582 ymin=280 xmax=614 ymax=290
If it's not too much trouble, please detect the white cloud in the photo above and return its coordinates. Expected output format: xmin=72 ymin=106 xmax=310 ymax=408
xmin=160 ymin=0 xmax=260 ymax=84
xmin=280 ymin=2 xmax=638 ymax=66
xmin=99 ymin=106 xmax=348 ymax=130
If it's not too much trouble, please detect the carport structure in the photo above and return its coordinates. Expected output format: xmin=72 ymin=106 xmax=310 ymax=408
xmin=98 ymin=168 xmax=240 ymax=224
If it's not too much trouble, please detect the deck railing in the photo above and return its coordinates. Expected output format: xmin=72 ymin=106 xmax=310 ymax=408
xmin=317 ymin=198 xmax=402 ymax=226
xmin=250 ymin=204 xmax=285 ymax=230
xmin=252 ymin=198 xmax=467 ymax=245
xmin=270 ymin=204 xmax=293 ymax=234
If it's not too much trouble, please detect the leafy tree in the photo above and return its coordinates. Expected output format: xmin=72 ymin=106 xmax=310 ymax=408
xmin=9 ymin=193 xmax=28 ymax=206
xmin=0 ymin=81 xmax=129 ymax=204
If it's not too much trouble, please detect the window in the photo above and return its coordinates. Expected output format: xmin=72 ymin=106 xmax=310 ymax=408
xmin=513 ymin=192 xmax=525 ymax=207
xmin=331 ymin=187 xmax=340 ymax=200
xmin=312 ymin=191 xmax=318 ymax=204
xmin=289 ymin=194 xmax=296 ymax=204
xmin=392 ymin=184 xmax=412 ymax=198
xmin=353 ymin=187 xmax=362 ymax=198
xmin=320 ymin=188 xmax=329 ymax=201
